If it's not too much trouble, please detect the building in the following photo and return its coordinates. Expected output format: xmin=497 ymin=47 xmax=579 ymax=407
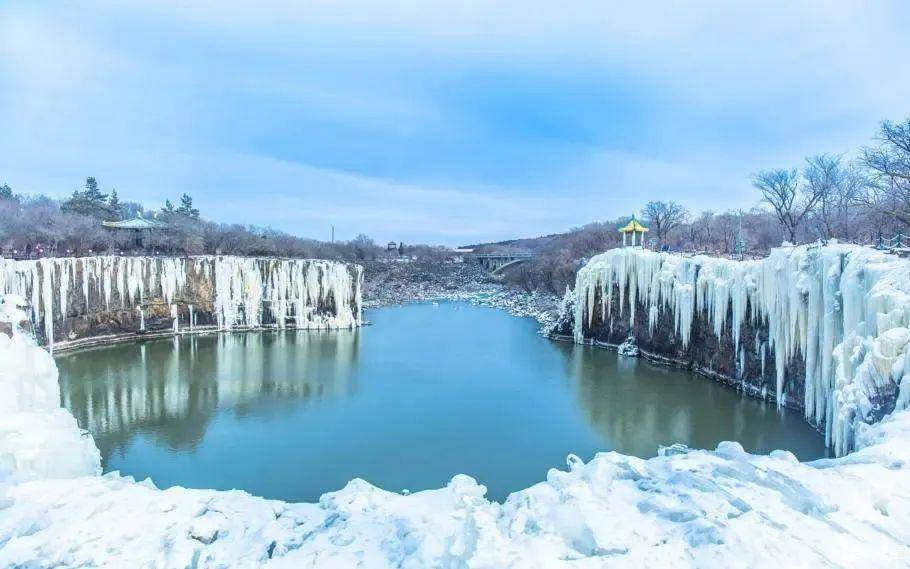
xmin=101 ymin=214 xmax=167 ymax=249
xmin=618 ymin=215 xmax=649 ymax=247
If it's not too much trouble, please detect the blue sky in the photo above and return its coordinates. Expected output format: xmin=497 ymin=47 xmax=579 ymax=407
xmin=1 ymin=1 xmax=909 ymax=245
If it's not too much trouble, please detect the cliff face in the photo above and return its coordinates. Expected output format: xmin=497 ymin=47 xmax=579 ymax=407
xmin=0 ymin=256 xmax=363 ymax=350
xmin=561 ymin=245 xmax=910 ymax=456
xmin=570 ymin=282 xmax=806 ymax=407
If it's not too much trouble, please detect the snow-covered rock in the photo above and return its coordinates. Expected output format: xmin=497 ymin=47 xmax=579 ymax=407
xmin=362 ymin=260 xmax=560 ymax=331
xmin=617 ymin=336 xmax=639 ymax=357
xmin=544 ymin=286 xmax=576 ymax=337
xmin=573 ymin=244 xmax=910 ymax=456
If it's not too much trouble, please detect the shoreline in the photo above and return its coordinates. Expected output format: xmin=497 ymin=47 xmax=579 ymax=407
xmin=49 ymin=289 xmax=562 ymax=355
xmin=362 ymin=259 xmax=560 ymax=331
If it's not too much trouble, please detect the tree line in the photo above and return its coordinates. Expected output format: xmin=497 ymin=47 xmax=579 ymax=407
xmin=0 ymin=180 xmax=397 ymax=261
xmin=501 ymin=117 xmax=910 ymax=294
xmin=644 ymin=117 xmax=909 ymax=249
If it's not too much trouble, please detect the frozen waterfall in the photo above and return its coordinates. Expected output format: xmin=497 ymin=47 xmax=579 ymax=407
xmin=572 ymin=244 xmax=910 ymax=456
xmin=0 ymin=256 xmax=363 ymax=350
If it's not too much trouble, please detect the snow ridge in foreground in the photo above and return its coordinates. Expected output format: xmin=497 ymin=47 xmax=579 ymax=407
xmin=574 ymin=244 xmax=910 ymax=456
xmin=1 ymin=292 xmax=910 ymax=567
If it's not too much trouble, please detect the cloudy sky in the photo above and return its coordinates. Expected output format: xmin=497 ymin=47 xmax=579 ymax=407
xmin=1 ymin=1 xmax=908 ymax=245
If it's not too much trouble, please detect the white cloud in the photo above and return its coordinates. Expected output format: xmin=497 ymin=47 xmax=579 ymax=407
xmin=1 ymin=1 xmax=909 ymax=243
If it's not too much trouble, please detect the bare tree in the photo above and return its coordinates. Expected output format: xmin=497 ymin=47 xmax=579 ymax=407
xmin=751 ymin=168 xmax=824 ymax=243
xmin=641 ymin=201 xmax=689 ymax=245
xmin=861 ymin=119 xmax=910 ymax=228
xmin=804 ymin=154 xmax=844 ymax=241
xmin=695 ymin=210 xmax=715 ymax=250
xmin=833 ymin=163 xmax=868 ymax=241
xmin=713 ymin=211 xmax=737 ymax=253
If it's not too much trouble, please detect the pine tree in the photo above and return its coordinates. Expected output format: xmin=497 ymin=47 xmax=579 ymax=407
xmin=0 ymin=183 xmax=11 ymax=200
xmin=177 ymin=193 xmax=200 ymax=219
xmin=163 ymin=199 xmax=175 ymax=214
xmin=83 ymin=177 xmax=107 ymax=203
xmin=398 ymin=242 xmax=405 ymax=256
xmin=108 ymin=189 xmax=122 ymax=219
xmin=62 ymin=177 xmax=112 ymax=218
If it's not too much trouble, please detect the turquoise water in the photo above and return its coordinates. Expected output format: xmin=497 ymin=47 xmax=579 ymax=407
xmin=56 ymin=301 xmax=826 ymax=502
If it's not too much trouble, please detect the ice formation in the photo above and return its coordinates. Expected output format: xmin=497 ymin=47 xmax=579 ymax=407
xmin=573 ymin=244 xmax=910 ymax=456
xmin=617 ymin=336 xmax=639 ymax=357
xmin=1 ymin=292 xmax=910 ymax=566
xmin=0 ymin=256 xmax=363 ymax=349
xmin=0 ymin=299 xmax=100 ymax=484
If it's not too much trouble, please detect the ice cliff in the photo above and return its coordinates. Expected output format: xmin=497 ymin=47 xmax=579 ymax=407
xmin=572 ymin=244 xmax=910 ymax=457
xmin=0 ymin=256 xmax=363 ymax=349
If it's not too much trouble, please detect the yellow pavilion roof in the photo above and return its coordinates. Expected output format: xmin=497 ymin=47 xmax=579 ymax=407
xmin=618 ymin=218 xmax=649 ymax=233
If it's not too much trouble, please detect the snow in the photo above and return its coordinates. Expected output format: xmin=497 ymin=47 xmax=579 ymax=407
xmin=0 ymin=313 xmax=100 ymax=484
xmin=573 ymin=244 xmax=910 ymax=457
xmin=2 ymin=247 xmax=910 ymax=567
xmin=0 ymin=256 xmax=363 ymax=350
xmin=617 ymin=336 xmax=639 ymax=357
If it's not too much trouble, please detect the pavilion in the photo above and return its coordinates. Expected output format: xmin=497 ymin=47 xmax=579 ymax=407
xmin=101 ymin=214 xmax=167 ymax=249
xmin=618 ymin=216 xmax=649 ymax=247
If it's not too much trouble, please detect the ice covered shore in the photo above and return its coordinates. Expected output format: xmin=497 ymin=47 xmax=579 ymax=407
xmin=2 ymin=242 xmax=910 ymax=566
xmin=574 ymin=244 xmax=910 ymax=457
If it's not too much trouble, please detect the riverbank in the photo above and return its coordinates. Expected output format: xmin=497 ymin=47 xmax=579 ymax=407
xmin=362 ymin=259 xmax=561 ymax=331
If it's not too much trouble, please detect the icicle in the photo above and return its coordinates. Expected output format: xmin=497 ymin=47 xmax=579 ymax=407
xmin=572 ymin=244 xmax=910 ymax=456
xmin=40 ymin=260 xmax=55 ymax=351
xmin=2 ymin=254 xmax=361 ymax=345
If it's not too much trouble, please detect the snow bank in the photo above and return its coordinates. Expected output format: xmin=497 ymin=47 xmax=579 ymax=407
xmin=2 ymin=414 xmax=909 ymax=566
xmin=573 ymin=244 xmax=910 ymax=456
xmin=0 ymin=299 xmax=100 ymax=483
xmin=0 ymin=256 xmax=363 ymax=349
xmin=2 ymin=284 xmax=910 ymax=567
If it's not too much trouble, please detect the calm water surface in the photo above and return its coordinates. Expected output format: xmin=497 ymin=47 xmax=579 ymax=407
xmin=57 ymin=302 xmax=826 ymax=502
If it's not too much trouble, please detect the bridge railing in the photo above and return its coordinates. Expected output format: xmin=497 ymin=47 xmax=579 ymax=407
xmin=465 ymin=253 xmax=536 ymax=260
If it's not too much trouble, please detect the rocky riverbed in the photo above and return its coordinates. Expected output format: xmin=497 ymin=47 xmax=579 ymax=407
xmin=361 ymin=260 xmax=560 ymax=331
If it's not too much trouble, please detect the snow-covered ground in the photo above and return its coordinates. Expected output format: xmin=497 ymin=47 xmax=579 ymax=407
xmin=3 ymin=242 xmax=910 ymax=567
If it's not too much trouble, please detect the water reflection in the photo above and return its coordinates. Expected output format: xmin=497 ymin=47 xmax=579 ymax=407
xmin=559 ymin=342 xmax=824 ymax=459
xmin=58 ymin=330 xmax=360 ymax=461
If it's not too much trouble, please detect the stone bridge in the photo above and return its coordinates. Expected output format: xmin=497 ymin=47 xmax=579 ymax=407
xmin=466 ymin=253 xmax=536 ymax=274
